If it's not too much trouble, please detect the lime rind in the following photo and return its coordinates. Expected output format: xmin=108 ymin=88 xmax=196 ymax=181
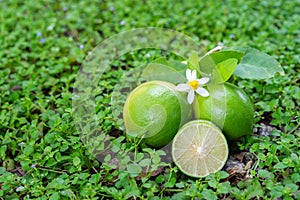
xmin=172 ymin=120 xmax=229 ymax=178
xmin=124 ymin=81 xmax=177 ymax=139
xmin=123 ymin=81 xmax=192 ymax=148
xmin=193 ymin=82 xmax=254 ymax=140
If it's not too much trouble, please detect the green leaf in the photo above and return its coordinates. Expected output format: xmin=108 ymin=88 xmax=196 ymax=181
xmin=23 ymin=145 xmax=34 ymax=156
xmin=139 ymin=158 xmax=151 ymax=167
xmin=49 ymin=192 xmax=60 ymax=200
xmin=104 ymin=154 xmax=111 ymax=162
xmin=0 ymin=145 xmax=7 ymax=160
xmin=285 ymin=183 xmax=299 ymax=193
xmin=201 ymin=189 xmax=218 ymax=200
xmin=274 ymin=162 xmax=287 ymax=169
xmin=212 ymin=58 xmax=238 ymax=83
xmin=187 ymin=52 xmax=200 ymax=73
xmin=233 ymin=47 xmax=284 ymax=79
xmin=155 ymin=175 xmax=165 ymax=184
xmin=165 ymin=176 xmax=176 ymax=188
xmin=89 ymin=173 xmax=101 ymax=184
xmin=208 ymin=179 xmax=217 ymax=188
xmin=119 ymin=155 xmax=131 ymax=170
xmin=258 ymin=169 xmax=274 ymax=179
xmin=270 ymin=185 xmax=284 ymax=199
xmin=246 ymin=179 xmax=264 ymax=199
xmin=218 ymin=171 xmax=229 ymax=179
xmin=0 ymin=167 xmax=6 ymax=175
xmin=141 ymin=57 xmax=186 ymax=84
xmin=73 ymin=157 xmax=81 ymax=166
xmin=172 ymin=191 xmax=190 ymax=200
xmin=204 ymin=49 xmax=244 ymax=64
xmin=199 ymin=50 xmax=244 ymax=76
xmin=156 ymin=150 xmax=166 ymax=156
xmin=291 ymin=173 xmax=300 ymax=183
xmin=127 ymin=163 xmax=142 ymax=174
xmin=175 ymin=182 xmax=185 ymax=188
xmin=217 ymin=182 xmax=230 ymax=194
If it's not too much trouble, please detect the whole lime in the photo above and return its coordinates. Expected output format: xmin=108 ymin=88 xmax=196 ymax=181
xmin=123 ymin=81 xmax=192 ymax=148
xmin=193 ymin=82 xmax=254 ymax=140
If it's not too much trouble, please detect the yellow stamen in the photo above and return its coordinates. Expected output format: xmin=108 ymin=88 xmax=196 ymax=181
xmin=188 ymin=80 xmax=199 ymax=90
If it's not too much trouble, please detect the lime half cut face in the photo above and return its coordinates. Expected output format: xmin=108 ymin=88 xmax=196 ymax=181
xmin=172 ymin=120 xmax=229 ymax=178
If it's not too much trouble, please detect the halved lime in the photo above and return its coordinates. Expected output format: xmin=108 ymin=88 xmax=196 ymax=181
xmin=172 ymin=120 xmax=228 ymax=178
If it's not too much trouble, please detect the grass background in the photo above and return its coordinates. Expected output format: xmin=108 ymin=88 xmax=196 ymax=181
xmin=0 ymin=0 xmax=299 ymax=199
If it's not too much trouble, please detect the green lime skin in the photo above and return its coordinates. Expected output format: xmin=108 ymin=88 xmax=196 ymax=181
xmin=193 ymin=82 xmax=254 ymax=140
xmin=123 ymin=81 xmax=192 ymax=148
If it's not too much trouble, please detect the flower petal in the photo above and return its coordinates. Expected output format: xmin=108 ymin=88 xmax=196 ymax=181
xmin=187 ymin=90 xmax=195 ymax=104
xmin=186 ymin=69 xmax=192 ymax=81
xmin=176 ymin=84 xmax=190 ymax=92
xmin=195 ymin=87 xmax=209 ymax=97
xmin=191 ymin=70 xmax=197 ymax=80
xmin=197 ymin=77 xmax=210 ymax=85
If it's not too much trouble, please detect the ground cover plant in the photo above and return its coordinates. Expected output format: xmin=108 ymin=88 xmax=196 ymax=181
xmin=0 ymin=0 xmax=299 ymax=199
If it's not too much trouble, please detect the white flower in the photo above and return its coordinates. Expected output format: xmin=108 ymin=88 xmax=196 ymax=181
xmin=16 ymin=186 xmax=25 ymax=192
xmin=176 ymin=69 xmax=209 ymax=104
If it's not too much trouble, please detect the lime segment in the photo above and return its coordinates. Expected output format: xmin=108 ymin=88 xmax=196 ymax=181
xmin=172 ymin=120 xmax=228 ymax=178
